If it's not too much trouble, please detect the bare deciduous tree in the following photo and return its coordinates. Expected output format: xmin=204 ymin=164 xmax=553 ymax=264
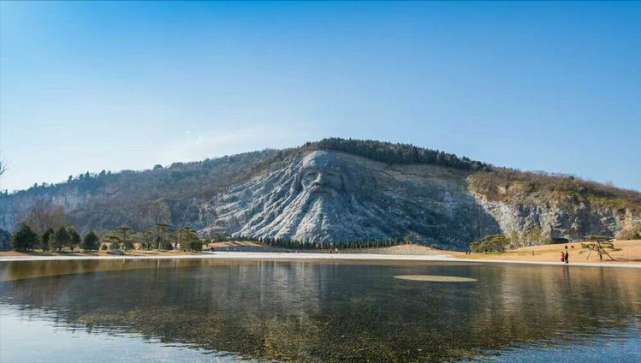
xmin=20 ymin=199 xmax=69 ymax=235
xmin=128 ymin=200 xmax=172 ymax=232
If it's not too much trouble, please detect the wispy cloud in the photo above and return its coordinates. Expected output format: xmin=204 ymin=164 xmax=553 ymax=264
xmin=161 ymin=124 xmax=320 ymax=165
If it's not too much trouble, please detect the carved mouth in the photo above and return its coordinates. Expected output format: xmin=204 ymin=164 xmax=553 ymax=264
xmin=308 ymin=186 xmax=332 ymax=194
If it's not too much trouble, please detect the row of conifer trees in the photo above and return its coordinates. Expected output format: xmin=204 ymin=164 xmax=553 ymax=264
xmin=238 ymin=235 xmax=413 ymax=250
xmin=12 ymin=224 xmax=99 ymax=252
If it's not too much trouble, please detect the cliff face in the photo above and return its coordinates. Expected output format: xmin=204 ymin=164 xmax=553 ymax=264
xmin=199 ymin=150 xmax=639 ymax=248
xmin=1 ymin=140 xmax=639 ymax=250
xmin=471 ymin=194 xmax=633 ymax=247
xmin=468 ymin=169 xmax=641 ymax=246
xmin=201 ymin=151 xmax=499 ymax=249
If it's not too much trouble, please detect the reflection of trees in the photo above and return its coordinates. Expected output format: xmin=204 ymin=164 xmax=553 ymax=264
xmin=1 ymin=261 xmax=640 ymax=363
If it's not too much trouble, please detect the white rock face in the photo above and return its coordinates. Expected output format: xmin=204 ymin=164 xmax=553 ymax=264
xmin=200 ymin=151 xmax=500 ymax=249
xmin=472 ymin=192 xmax=628 ymax=246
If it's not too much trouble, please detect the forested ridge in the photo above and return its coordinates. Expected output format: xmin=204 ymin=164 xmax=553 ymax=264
xmin=305 ymin=138 xmax=492 ymax=171
xmin=2 ymin=138 xmax=639 ymax=234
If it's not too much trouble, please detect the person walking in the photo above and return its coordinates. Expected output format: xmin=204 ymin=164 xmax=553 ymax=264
xmin=564 ymin=246 xmax=569 ymax=264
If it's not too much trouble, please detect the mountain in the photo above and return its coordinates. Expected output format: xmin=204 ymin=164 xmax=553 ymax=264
xmin=1 ymin=138 xmax=640 ymax=250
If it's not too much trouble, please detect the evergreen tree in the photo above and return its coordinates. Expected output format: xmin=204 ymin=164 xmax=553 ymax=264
xmin=82 ymin=231 xmax=100 ymax=251
xmin=41 ymin=228 xmax=54 ymax=251
xmin=12 ymin=224 xmax=39 ymax=251
xmin=50 ymin=226 xmax=70 ymax=252
xmin=67 ymin=227 xmax=81 ymax=250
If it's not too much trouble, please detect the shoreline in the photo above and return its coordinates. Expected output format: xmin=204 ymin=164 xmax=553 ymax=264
xmin=1 ymin=251 xmax=640 ymax=269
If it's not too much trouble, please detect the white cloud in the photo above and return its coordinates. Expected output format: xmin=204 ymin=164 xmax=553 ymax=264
xmin=161 ymin=124 xmax=319 ymax=164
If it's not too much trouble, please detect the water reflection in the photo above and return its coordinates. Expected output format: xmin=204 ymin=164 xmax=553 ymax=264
xmin=1 ymin=260 xmax=640 ymax=362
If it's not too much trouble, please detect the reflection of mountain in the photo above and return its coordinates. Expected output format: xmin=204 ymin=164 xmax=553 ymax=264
xmin=1 ymin=260 xmax=640 ymax=363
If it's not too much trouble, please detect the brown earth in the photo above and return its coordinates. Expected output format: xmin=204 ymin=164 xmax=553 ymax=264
xmin=2 ymin=240 xmax=639 ymax=266
xmin=451 ymin=240 xmax=641 ymax=265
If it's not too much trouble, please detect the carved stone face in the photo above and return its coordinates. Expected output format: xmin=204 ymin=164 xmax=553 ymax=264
xmin=300 ymin=151 xmax=345 ymax=194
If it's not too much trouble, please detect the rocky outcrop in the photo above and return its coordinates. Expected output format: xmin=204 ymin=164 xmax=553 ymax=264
xmin=471 ymin=193 xmax=631 ymax=247
xmin=199 ymin=150 xmax=639 ymax=249
xmin=200 ymin=151 xmax=500 ymax=249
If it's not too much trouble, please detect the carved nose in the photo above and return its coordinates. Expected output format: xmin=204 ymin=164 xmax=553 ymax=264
xmin=313 ymin=173 xmax=327 ymax=186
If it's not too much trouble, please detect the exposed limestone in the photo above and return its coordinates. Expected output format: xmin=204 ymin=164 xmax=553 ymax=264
xmin=201 ymin=151 xmax=500 ymax=249
xmin=471 ymin=192 xmax=630 ymax=247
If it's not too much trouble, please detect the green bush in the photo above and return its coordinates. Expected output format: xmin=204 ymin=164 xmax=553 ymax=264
xmin=12 ymin=224 xmax=39 ymax=251
xmin=470 ymin=234 xmax=510 ymax=253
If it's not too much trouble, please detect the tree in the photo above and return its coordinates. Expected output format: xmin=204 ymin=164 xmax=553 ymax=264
xmin=103 ymin=235 xmax=122 ymax=250
xmin=41 ymin=228 xmax=54 ymax=251
xmin=49 ymin=226 xmax=70 ymax=252
xmin=156 ymin=222 xmax=171 ymax=249
xmin=129 ymin=200 xmax=171 ymax=234
xmin=140 ymin=228 xmax=155 ymax=250
xmin=117 ymin=226 xmax=134 ymax=250
xmin=20 ymin=199 xmax=69 ymax=235
xmin=82 ymin=231 xmax=100 ymax=251
xmin=582 ymin=235 xmax=618 ymax=261
xmin=179 ymin=226 xmax=202 ymax=252
xmin=470 ymin=234 xmax=510 ymax=253
xmin=67 ymin=227 xmax=81 ymax=250
xmin=12 ymin=224 xmax=39 ymax=251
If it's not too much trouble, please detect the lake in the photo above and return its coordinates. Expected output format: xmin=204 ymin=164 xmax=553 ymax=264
xmin=1 ymin=259 xmax=640 ymax=363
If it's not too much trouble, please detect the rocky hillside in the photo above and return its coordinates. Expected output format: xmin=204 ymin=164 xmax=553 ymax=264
xmin=1 ymin=138 xmax=639 ymax=250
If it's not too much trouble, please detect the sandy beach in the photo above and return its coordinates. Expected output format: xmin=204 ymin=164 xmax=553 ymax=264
xmin=1 ymin=240 xmax=640 ymax=268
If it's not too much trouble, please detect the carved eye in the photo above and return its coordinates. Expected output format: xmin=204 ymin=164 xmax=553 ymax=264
xmin=326 ymin=170 xmax=340 ymax=178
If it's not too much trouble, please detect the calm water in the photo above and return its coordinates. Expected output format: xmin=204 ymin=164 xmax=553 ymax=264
xmin=1 ymin=259 xmax=640 ymax=363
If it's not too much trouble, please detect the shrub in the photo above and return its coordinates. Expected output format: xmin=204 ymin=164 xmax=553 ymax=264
xmin=470 ymin=234 xmax=510 ymax=253
xmin=616 ymin=225 xmax=641 ymax=240
xmin=12 ymin=224 xmax=39 ymax=251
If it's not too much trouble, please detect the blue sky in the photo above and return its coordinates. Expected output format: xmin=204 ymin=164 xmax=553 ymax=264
xmin=1 ymin=1 xmax=640 ymax=192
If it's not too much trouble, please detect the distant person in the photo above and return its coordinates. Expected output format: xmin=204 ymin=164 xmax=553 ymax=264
xmin=561 ymin=251 xmax=566 ymax=263
xmin=565 ymin=250 xmax=569 ymax=264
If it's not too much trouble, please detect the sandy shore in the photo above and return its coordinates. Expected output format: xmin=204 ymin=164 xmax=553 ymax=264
xmin=1 ymin=243 xmax=640 ymax=268
xmin=452 ymin=240 xmax=641 ymax=265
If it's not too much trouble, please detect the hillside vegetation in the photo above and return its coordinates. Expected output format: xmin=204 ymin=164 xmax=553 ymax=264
xmin=304 ymin=138 xmax=492 ymax=171
xmin=469 ymin=169 xmax=641 ymax=212
xmin=2 ymin=138 xmax=639 ymax=239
